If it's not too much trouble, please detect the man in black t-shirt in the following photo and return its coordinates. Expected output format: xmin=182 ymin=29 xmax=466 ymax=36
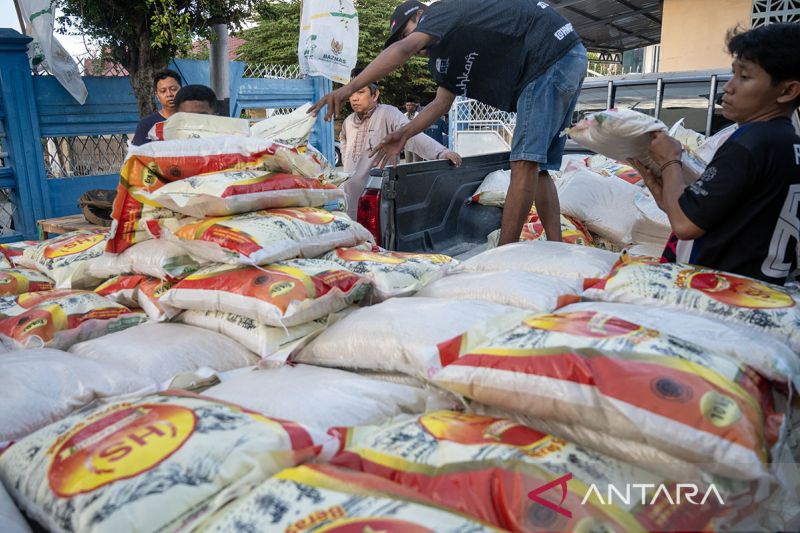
xmin=132 ymin=69 xmax=182 ymax=146
xmin=310 ymin=0 xmax=587 ymax=245
xmin=631 ymin=24 xmax=800 ymax=285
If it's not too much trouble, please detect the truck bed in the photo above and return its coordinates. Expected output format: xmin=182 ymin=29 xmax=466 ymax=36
xmin=381 ymin=151 xmax=510 ymax=256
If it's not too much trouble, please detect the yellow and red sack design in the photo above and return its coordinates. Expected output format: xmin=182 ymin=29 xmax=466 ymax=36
xmin=160 ymin=207 xmax=372 ymax=266
xmin=144 ymin=168 xmax=346 ymax=218
xmin=29 ymin=230 xmax=109 ymax=289
xmin=0 ymin=392 xmax=337 ymax=533
xmin=0 ymin=240 xmax=39 ymax=268
xmin=586 ymin=154 xmax=644 ymax=185
xmin=94 ymin=274 xmax=179 ymax=321
xmin=487 ymin=206 xmax=592 ymax=248
xmin=0 ymin=268 xmax=54 ymax=295
xmin=203 ymin=464 xmax=500 ymax=532
xmin=94 ymin=274 xmax=144 ymax=308
xmin=178 ymin=309 xmax=332 ymax=359
xmin=438 ymin=309 xmax=783 ymax=448
xmin=583 ymin=261 xmax=800 ymax=352
xmin=0 ymin=290 xmax=145 ymax=349
xmin=162 ymin=259 xmax=368 ymax=327
xmin=433 ymin=344 xmax=773 ymax=480
xmin=108 ymin=137 xmax=334 ymax=254
xmin=330 ymin=411 xmax=740 ymax=532
xmin=318 ymin=244 xmax=457 ymax=300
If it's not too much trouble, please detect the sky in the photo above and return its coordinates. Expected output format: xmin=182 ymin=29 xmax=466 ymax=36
xmin=1 ymin=0 xmax=97 ymax=56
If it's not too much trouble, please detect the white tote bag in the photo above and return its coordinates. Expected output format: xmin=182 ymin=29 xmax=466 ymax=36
xmin=298 ymin=0 xmax=359 ymax=84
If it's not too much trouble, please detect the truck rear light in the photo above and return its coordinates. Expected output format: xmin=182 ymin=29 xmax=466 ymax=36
xmin=357 ymin=188 xmax=381 ymax=247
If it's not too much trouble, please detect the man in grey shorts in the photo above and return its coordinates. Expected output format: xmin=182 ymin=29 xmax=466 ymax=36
xmin=311 ymin=0 xmax=587 ymax=246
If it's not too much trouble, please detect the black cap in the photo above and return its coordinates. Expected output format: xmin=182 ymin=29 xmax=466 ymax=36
xmin=385 ymin=1 xmax=425 ymax=48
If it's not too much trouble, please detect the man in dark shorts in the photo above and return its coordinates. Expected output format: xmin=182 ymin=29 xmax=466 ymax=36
xmin=311 ymin=0 xmax=587 ymax=245
xmin=631 ymin=23 xmax=800 ymax=285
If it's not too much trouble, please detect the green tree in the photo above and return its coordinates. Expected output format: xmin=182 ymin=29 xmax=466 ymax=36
xmin=56 ymin=0 xmax=263 ymax=117
xmin=237 ymin=0 xmax=437 ymax=112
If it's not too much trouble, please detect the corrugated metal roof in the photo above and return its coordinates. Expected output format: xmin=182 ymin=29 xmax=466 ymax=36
xmin=551 ymin=0 xmax=663 ymax=52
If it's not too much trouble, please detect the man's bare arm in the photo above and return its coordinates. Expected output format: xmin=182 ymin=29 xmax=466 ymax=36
xmin=309 ymin=33 xmax=436 ymax=121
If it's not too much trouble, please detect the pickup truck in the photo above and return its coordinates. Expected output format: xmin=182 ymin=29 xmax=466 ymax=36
xmin=358 ymin=70 xmax=800 ymax=260
xmin=357 ymin=152 xmax=510 ymax=260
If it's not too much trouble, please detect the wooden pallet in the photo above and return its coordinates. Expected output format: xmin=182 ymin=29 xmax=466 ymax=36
xmin=36 ymin=214 xmax=103 ymax=240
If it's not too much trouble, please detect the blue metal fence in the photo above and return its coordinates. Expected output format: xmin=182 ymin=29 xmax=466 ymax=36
xmin=0 ymin=28 xmax=334 ymax=241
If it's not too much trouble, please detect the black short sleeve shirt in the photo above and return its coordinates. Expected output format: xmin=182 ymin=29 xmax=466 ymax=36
xmin=678 ymin=117 xmax=800 ymax=284
xmin=414 ymin=0 xmax=580 ymax=112
xmin=132 ymin=112 xmax=167 ymax=146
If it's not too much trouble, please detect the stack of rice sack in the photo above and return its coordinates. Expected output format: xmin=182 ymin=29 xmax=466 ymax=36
xmin=441 ymin=251 xmax=798 ymax=528
xmin=0 ymin=234 xmax=147 ymax=352
xmin=290 ymin=240 xmax=799 ymax=530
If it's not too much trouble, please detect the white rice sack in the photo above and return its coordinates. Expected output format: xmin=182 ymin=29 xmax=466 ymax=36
xmin=203 ymin=364 xmax=443 ymax=430
xmin=147 ymin=111 xmax=250 ymax=141
xmin=88 ymin=238 xmax=205 ymax=280
xmin=249 ymin=103 xmax=317 ymax=147
xmin=317 ymin=244 xmax=457 ymax=300
xmin=0 ymin=240 xmax=39 ymax=269
xmin=0 ymin=392 xmax=336 ymax=532
xmin=416 ymin=270 xmax=581 ymax=312
xmin=560 ymin=301 xmax=800 ymax=387
xmin=68 ymin=323 xmax=259 ymax=383
xmin=29 ymin=230 xmax=108 ymax=289
xmin=455 ymin=240 xmax=619 ymax=279
xmin=625 ymin=243 xmax=665 ymax=258
xmin=161 ymin=259 xmax=368 ymax=327
xmin=556 ymin=165 xmax=641 ymax=246
xmin=293 ymin=297 xmax=528 ymax=377
xmin=0 ymin=480 xmax=32 ymax=533
xmin=583 ymin=261 xmax=800 ymax=353
xmin=668 ymin=118 xmax=706 ymax=150
xmin=0 ymin=349 xmax=156 ymax=442
xmin=0 ymin=290 xmax=146 ymax=350
xmin=161 ymin=207 xmax=373 ymax=265
xmin=204 ymin=465 xmax=497 ymax=532
xmin=631 ymin=189 xmax=671 ymax=246
xmin=144 ymin=168 xmax=346 ymax=218
xmin=433 ymin=343 xmax=771 ymax=480
xmin=567 ymin=108 xmax=667 ymax=170
xmin=469 ymin=169 xmax=510 ymax=207
xmin=178 ymin=310 xmax=333 ymax=359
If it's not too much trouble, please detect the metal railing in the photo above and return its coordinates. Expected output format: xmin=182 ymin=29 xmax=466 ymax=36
xmin=243 ymin=63 xmax=303 ymax=79
xmin=41 ymin=134 xmax=131 ymax=178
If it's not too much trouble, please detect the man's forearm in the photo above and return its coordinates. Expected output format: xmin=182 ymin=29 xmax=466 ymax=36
xmin=348 ymin=38 xmax=428 ymax=95
xmin=660 ymin=164 xmax=704 ymax=240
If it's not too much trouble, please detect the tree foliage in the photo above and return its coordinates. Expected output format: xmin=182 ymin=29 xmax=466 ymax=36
xmin=56 ymin=0 xmax=262 ymax=116
xmin=237 ymin=0 xmax=438 ymax=112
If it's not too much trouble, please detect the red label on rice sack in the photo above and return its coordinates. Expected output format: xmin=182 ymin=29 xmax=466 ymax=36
xmin=128 ymin=145 xmax=281 ymax=184
xmin=95 ymin=275 xmax=147 ymax=297
xmin=175 ymin=222 xmax=263 ymax=258
xmin=221 ymin=172 xmax=337 ymax=197
xmin=513 ymin=207 xmax=592 ymax=246
xmin=434 ymin=342 xmax=768 ymax=475
xmin=0 ymin=269 xmax=54 ymax=295
xmin=173 ymin=264 xmax=359 ymax=314
xmin=582 ymin=261 xmax=800 ymax=354
xmin=330 ymin=411 xmax=727 ymax=533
